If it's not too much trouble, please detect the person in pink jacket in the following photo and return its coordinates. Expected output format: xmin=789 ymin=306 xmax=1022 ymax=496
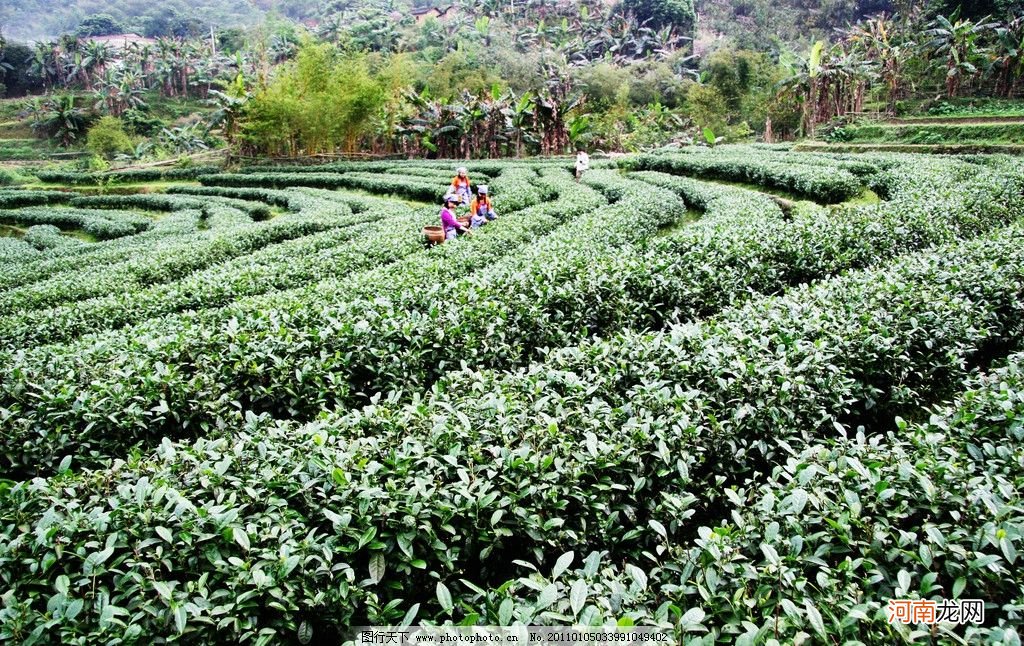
xmin=440 ymin=194 xmax=470 ymax=241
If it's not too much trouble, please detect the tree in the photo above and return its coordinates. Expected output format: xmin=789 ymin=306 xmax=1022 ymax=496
xmin=685 ymin=83 xmax=729 ymax=134
xmin=0 ymin=40 xmax=44 ymax=97
xmin=75 ymin=14 xmax=125 ymax=38
xmin=925 ymin=11 xmax=996 ymax=97
xmin=26 ymin=94 xmax=90 ymax=147
xmin=241 ymin=43 xmax=386 ymax=156
xmin=619 ymin=0 xmax=695 ymax=33
xmin=143 ymin=8 xmax=207 ymax=39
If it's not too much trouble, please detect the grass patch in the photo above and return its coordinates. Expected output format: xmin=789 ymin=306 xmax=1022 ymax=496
xmin=844 ymin=188 xmax=882 ymax=207
xmin=27 ymin=180 xmax=200 ymax=194
xmin=62 ymin=229 xmax=98 ymax=243
xmin=656 ymin=208 xmax=702 ymax=236
xmin=0 ymin=223 xmax=26 ymax=238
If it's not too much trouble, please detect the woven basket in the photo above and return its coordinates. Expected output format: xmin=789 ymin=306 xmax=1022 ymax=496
xmin=422 ymin=226 xmax=445 ymax=244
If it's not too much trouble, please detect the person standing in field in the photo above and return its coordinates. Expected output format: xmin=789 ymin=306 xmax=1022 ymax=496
xmin=469 ymin=185 xmax=497 ymax=228
xmin=440 ymin=194 xmax=470 ymax=241
xmin=575 ymin=150 xmax=590 ymax=182
xmin=450 ymin=167 xmax=473 ymax=205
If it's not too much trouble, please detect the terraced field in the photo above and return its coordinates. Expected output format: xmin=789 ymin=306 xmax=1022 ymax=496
xmin=1 ymin=147 xmax=1023 ymax=644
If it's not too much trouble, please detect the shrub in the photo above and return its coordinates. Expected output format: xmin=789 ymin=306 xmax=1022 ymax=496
xmin=87 ymin=117 xmax=133 ymax=160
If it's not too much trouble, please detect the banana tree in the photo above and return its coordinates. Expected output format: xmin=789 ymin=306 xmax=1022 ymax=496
xmin=925 ymin=12 xmax=997 ymax=97
xmin=207 ymin=71 xmax=250 ymax=145
xmin=27 ymin=94 xmax=88 ymax=146
xmin=504 ymin=89 xmax=534 ymax=157
xmin=991 ymin=16 xmax=1024 ymax=97
xmin=31 ymin=41 xmax=62 ymax=88
xmin=847 ymin=14 xmax=913 ymax=112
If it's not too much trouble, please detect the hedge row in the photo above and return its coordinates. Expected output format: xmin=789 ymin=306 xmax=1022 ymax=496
xmin=794 ymin=142 xmax=1024 ymax=155
xmin=0 ymin=201 xmax=412 ymax=346
xmin=2 ymin=222 xmax=1020 ymax=642
xmin=383 ymin=166 xmax=493 ymax=182
xmin=623 ymin=150 xmax=864 ymax=202
xmin=394 ymin=345 xmax=1024 ymax=641
xmin=0 ymin=211 xmax=204 ymax=292
xmin=165 ymin=185 xmax=294 ymax=208
xmin=34 ymin=166 xmax=221 ymax=185
xmin=632 ymin=351 xmax=1024 ymax=642
xmin=0 ymin=206 xmax=151 ymax=241
xmin=199 ymin=172 xmax=449 ymax=203
xmin=22 ymin=225 xmax=84 ymax=251
xmin=64 ymin=194 xmax=277 ymax=222
xmin=625 ymin=156 xmax=1024 ymax=326
xmin=0 ymin=190 xmax=72 ymax=209
xmin=234 ymin=158 xmax=615 ymax=176
xmin=840 ymin=121 xmax=1024 ymax=144
xmin=0 ymin=238 xmax=38 ymax=264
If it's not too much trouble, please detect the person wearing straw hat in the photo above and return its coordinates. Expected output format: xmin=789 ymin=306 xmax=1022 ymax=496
xmin=440 ymin=194 xmax=471 ymax=241
xmin=469 ymin=184 xmax=497 ymax=228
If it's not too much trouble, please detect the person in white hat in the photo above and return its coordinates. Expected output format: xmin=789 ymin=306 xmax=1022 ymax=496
xmin=469 ymin=184 xmax=497 ymax=228
xmin=450 ymin=167 xmax=473 ymax=205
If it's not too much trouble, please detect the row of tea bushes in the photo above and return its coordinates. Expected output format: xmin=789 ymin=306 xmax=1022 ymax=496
xmin=165 ymin=185 xmax=296 ymax=209
xmin=0 ymin=190 xmax=72 ymax=209
xmin=431 ymin=349 xmax=1024 ymax=643
xmin=0 ymin=206 xmax=151 ymax=240
xmin=34 ymin=166 xmax=221 ymax=185
xmin=234 ymin=158 xmax=616 ymax=176
xmin=0 ymin=238 xmax=40 ymax=263
xmin=66 ymin=194 xmax=272 ymax=221
xmin=0 ymin=211 xmax=203 ymax=290
xmin=2 ymin=223 xmax=1021 ymax=642
xmin=382 ymin=167 xmax=493 ymax=182
xmin=626 ymin=157 xmax=1024 ymax=326
xmin=637 ymin=351 xmax=1024 ymax=643
xmin=0 ymin=185 xmax=372 ymax=283
xmin=0 ymin=201 xmax=423 ymax=346
xmin=622 ymin=151 xmax=864 ymax=202
xmin=22 ymin=225 xmax=85 ymax=252
xmin=199 ymin=172 xmax=448 ymax=203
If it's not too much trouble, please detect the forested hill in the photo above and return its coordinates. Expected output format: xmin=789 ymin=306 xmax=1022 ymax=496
xmin=3 ymin=0 xmax=1020 ymax=43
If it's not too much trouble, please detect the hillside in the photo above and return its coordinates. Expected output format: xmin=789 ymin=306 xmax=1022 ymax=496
xmin=6 ymin=0 xmax=1021 ymax=44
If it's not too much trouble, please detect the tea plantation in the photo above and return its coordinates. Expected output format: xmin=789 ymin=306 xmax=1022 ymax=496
xmin=1 ymin=147 xmax=1023 ymax=644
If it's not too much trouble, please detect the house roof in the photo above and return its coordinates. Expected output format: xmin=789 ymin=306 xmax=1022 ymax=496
xmin=411 ymin=5 xmax=454 ymax=17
